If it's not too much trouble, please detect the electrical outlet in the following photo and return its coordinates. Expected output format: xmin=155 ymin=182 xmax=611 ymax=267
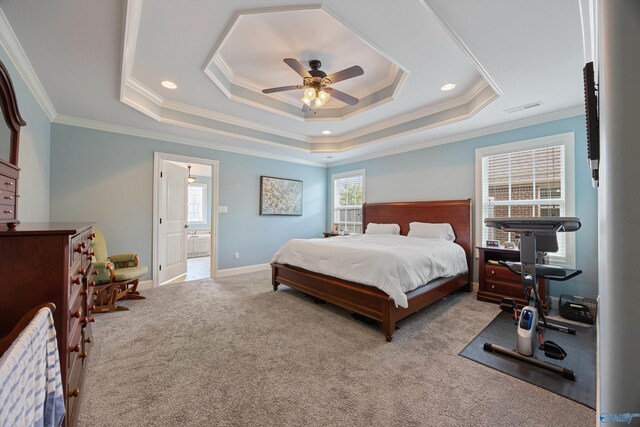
xmin=234 ymin=252 xmax=240 ymax=259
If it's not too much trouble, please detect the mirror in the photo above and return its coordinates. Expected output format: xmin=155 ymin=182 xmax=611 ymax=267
xmin=0 ymin=105 xmax=11 ymax=162
xmin=0 ymin=60 xmax=25 ymax=167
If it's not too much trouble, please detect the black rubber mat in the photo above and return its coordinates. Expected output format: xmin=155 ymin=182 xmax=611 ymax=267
xmin=459 ymin=311 xmax=596 ymax=409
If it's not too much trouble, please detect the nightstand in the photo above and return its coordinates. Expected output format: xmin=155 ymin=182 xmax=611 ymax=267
xmin=323 ymin=232 xmax=340 ymax=238
xmin=477 ymin=246 xmax=550 ymax=313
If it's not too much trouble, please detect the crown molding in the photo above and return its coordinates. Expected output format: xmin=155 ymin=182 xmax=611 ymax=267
xmin=52 ymin=114 xmax=326 ymax=168
xmin=327 ymin=105 xmax=584 ymax=167
xmin=0 ymin=7 xmax=57 ymax=121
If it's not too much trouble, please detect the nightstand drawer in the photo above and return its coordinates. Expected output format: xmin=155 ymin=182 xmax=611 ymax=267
xmin=484 ymin=264 xmax=519 ymax=283
xmin=484 ymin=280 xmax=524 ymax=299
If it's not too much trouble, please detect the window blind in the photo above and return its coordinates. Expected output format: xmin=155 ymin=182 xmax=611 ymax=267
xmin=481 ymin=145 xmax=567 ymax=259
xmin=332 ymin=171 xmax=365 ymax=234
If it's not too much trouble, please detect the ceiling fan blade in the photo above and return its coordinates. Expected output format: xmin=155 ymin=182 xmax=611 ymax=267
xmin=325 ymin=88 xmax=359 ymax=106
xmin=325 ymin=65 xmax=364 ymax=84
xmin=283 ymin=58 xmax=312 ymax=78
xmin=262 ymin=85 xmax=303 ymax=94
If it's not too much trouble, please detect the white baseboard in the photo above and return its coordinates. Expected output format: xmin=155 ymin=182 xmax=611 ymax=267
xmin=216 ymin=263 xmax=270 ymax=278
xmin=137 ymin=280 xmax=153 ymax=291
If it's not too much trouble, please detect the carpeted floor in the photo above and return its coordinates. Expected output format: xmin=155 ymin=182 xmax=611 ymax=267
xmin=78 ymin=271 xmax=595 ymax=426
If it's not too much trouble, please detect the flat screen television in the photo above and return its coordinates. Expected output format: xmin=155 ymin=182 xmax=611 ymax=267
xmin=583 ymin=62 xmax=599 ymax=187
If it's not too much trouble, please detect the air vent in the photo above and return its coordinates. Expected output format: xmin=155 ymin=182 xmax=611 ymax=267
xmin=504 ymin=101 xmax=543 ymax=114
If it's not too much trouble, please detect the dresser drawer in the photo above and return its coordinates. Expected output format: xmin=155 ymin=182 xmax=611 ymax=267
xmin=0 ymin=175 xmax=16 ymax=191
xmin=68 ymin=261 xmax=84 ymax=302
xmin=0 ymin=187 xmax=15 ymax=206
xmin=66 ymin=354 xmax=83 ymax=422
xmin=68 ymin=291 xmax=84 ymax=336
xmin=484 ymin=263 xmax=520 ymax=283
xmin=484 ymin=279 xmax=524 ymax=299
xmin=0 ymin=206 xmax=15 ymax=220
xmin=68 ymin=319 xmax=83 ymax=371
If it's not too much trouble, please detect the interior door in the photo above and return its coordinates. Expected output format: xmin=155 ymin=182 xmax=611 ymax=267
xmin=159 ymin=161 xmax=188 ymax=284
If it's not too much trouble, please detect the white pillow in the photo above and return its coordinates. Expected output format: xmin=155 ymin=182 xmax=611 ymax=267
xmin=408 ymin=222 xmax=456 ymax=241
xmin=365 ymin=223 xmax=401 ymax=235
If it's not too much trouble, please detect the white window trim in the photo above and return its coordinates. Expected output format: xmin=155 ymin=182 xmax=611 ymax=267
xmin=187 ymin=182 xmax=208 ymax=224
xmin=331 ymin=169 xmax=366 ymax=233
xmin=475 ymin=132 xmax=576 ymax=268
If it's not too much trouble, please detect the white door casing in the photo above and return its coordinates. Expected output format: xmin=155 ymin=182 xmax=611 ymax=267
xmin=158 ymin=160 xmax=188 ymax=284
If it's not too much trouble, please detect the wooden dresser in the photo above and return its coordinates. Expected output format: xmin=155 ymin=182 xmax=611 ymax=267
xmin=0 ymin=223 xmax=96 ymax=427
xmin=477 ymin=246 xmax=550 ymax=313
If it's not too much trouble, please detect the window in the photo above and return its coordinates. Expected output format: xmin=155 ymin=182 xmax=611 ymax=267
xmin=187 ymin=183 xmax=207 ymax=223
xmin=332 ymin=169 xmax=365 ymax=234
xmin=475 ymin=133 xmax=575 ymax=267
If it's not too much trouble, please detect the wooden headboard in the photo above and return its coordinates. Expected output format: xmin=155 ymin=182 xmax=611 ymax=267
xmin=362 ymin=199 xmax=473 ymax=273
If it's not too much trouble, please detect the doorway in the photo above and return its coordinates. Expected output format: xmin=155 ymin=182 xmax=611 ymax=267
xmin=152 ymin=152 xmax=219 ymax=287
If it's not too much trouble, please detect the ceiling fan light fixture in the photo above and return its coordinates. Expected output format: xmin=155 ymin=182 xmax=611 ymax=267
xmin=301 ymin=96 xmax=312 ymax=107
xmin=303 ymin=87 xmax=316 ymax=100
xmin=187 ymin=164 xmax=196 ymax=184
xmin=315 ymin=89 xmax=330 ymax=107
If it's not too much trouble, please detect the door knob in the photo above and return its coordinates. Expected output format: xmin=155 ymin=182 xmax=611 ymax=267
xmin=184 ymin=225 xmax=189 ymax=228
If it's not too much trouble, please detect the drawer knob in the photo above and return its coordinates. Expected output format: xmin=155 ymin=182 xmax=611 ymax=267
xmin=80 ymin=242 xmax=86 ymax=249
xmin=71 ymin=309 xmax=81 ymax=318
xmin=82 ymin=316 xmax=95 ymax=325
xmin=88 ymin=232 xmax=96 ymax=240
xmin=81 ymin=289 xmax=88 ymax=296
xmin=4 ymin=195 xmax=13 ymax=200
xmin=79 ymin=351 xmax=88 ymax=359
xmin=3 ymin=210 xmax=12 ymax=214
xmin=69 ymin=388 xmax=80 ymax=398
xmin=92 ymin=270 xmax=98 ymax=275
xmin=72 ymin=277 xmax=81 ymax=285
xmin=4 ymin=181 xmax=13 ymax=186
xmin=88 ymin=280 xmax=95 ymax=287
xmin=88 ymin=304 xmax=96 ymax=311
xmin=78 ymin=268 xmax=86 ymax=275
xmin=69 ymin=343 xmax=80 ymax=353
xmin=491 ymin=285 xmax=495 ymax=289
xmin=85 ymin=336 xmax=92 ymax=344
xmin=490 ymin=270 xmax=496 ymax=275
xmin=74 ymin=245 xmax=83 ymax=254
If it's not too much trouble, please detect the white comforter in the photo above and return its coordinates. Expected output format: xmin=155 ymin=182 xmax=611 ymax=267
xmin=271 ymin=234 xmax=468 ymax=308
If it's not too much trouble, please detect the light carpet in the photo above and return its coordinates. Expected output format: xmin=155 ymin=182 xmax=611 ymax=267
xmin=78 ymin=271 xmax=595 ymax=426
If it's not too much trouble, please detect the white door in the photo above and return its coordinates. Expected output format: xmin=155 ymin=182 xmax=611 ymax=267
xmin=159 ymin=161 xmax=188 ymax=284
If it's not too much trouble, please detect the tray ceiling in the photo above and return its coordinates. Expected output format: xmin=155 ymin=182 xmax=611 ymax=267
xmin=0 ymin=0 xmax=586 ymax=165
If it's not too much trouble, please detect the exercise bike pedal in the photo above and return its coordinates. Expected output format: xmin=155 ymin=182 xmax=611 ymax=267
xmin=541 ymin=341 xmax=567 ymax=360
xmin=499 ymin=298 xmax=517 ymax=312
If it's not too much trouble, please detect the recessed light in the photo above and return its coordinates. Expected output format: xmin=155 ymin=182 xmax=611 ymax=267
xmin=321 ymin=156 xmax=333 ymax=160
xmin=161 ymin=80 xmax=177 ymax=89
xmin=440 ymin=83 xmax=456 ymax=91
xmin=322 ymin=130 xmax=332 ymax=135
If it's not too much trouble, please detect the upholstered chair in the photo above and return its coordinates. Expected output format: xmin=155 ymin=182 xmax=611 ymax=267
xmin=91 ymin=227 xmax=148 ymax=312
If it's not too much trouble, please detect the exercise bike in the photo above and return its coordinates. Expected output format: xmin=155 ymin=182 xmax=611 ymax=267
xmin=482 ymin=217 xmax=582 ymax=380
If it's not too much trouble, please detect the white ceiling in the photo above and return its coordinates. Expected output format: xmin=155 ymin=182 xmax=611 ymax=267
xmin=0 ymin=0 xmax=586 ymax=166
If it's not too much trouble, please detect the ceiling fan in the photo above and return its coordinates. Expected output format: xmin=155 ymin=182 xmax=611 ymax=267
xmin=262 ymin=58 xmax=364 ymax=111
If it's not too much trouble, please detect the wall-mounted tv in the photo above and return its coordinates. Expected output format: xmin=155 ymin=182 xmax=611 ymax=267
xmin=583 ymin=62 xmax=599 ymax=187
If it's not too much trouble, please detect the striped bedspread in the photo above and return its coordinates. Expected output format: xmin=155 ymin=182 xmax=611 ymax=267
xmin=0 ymin=307 xmax=65 ymax=427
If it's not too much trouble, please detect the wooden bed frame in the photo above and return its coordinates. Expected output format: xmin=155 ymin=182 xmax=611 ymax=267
xmin=271 ymin=199 xmax=473 ymax=342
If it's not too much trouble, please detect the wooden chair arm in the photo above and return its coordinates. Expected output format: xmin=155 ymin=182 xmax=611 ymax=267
xmin=0 ymin=303 xmax=56 ymax=356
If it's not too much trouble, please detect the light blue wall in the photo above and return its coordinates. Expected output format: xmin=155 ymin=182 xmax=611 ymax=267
xmin=188 ymin=175 xmax=211 ymax=228
xmin=0 ymin=48 xmax=50 ymax=221
xmin=49 ymin=124 xmax=326 ymax=278
xmin=328 ymin=116 xmax=598 ymax=298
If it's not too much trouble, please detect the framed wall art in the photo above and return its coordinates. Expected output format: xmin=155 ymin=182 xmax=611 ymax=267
xmin=259 ymin=176 xmax=303 ymax=216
